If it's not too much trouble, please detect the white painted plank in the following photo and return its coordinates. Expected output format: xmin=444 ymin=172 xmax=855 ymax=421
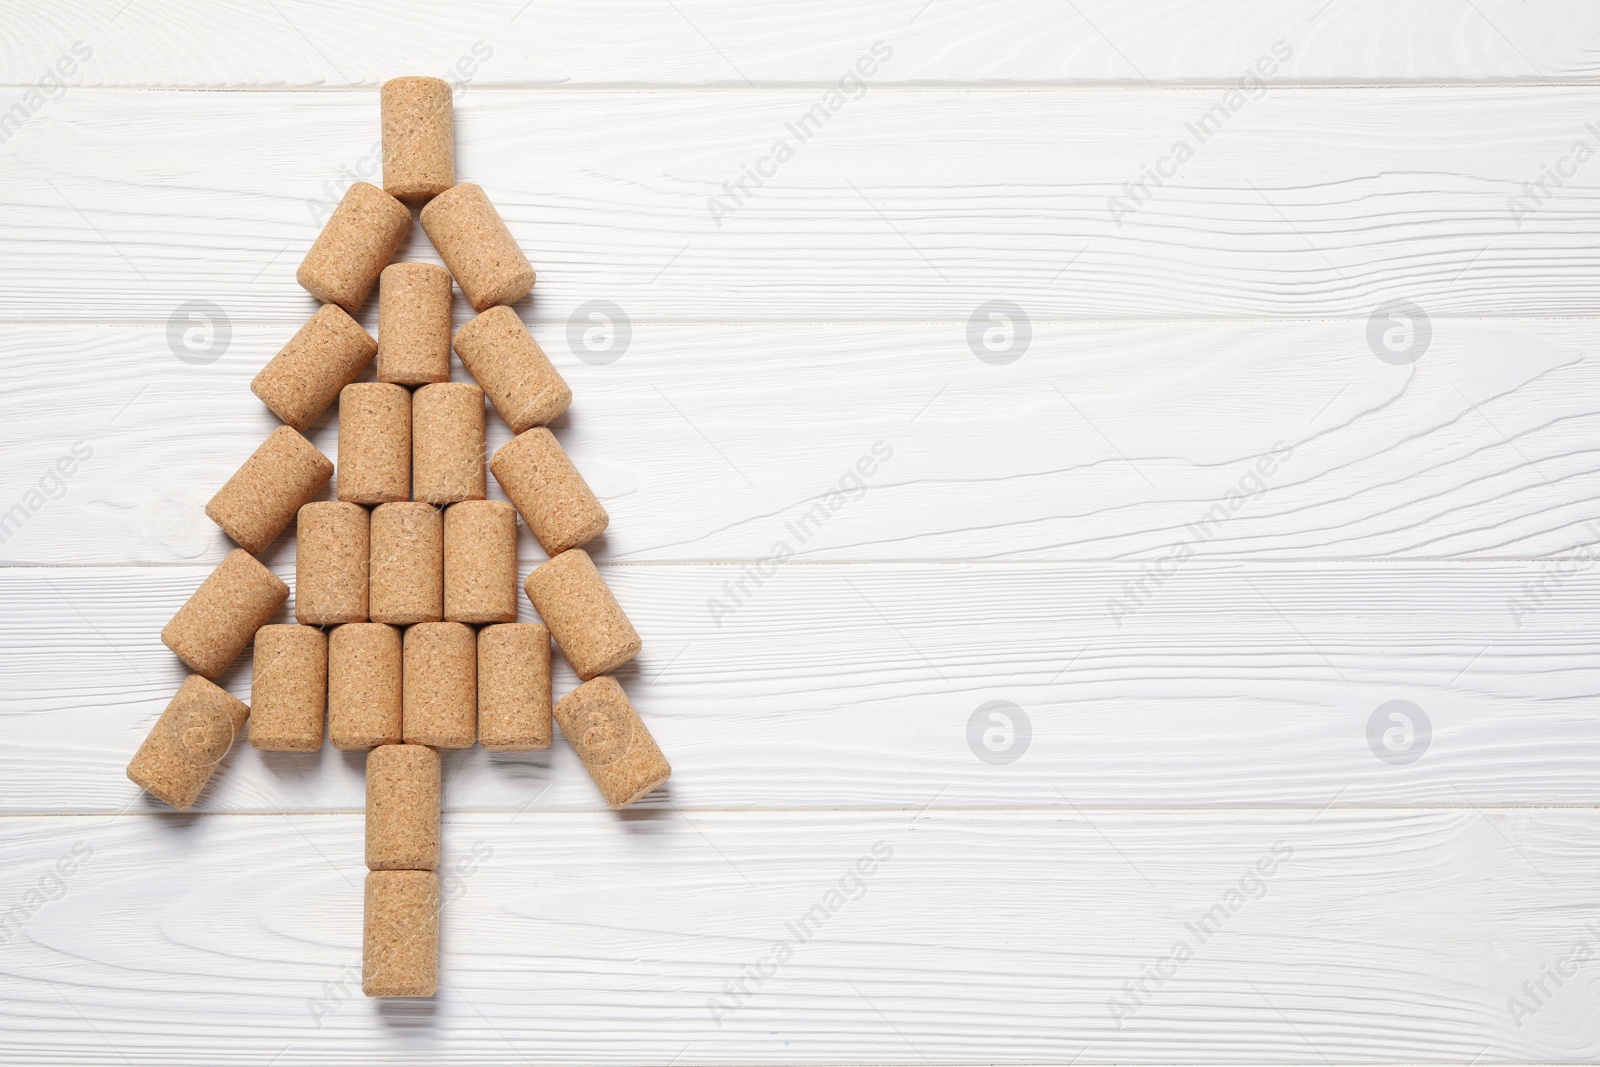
xmin=3 ymin=562 xmax=1597 ymax=813
xmin=5 ymin=89 xmax=1600 ymax=322
xmin=0 ymin=809 xmax=1596 ymax=1063
xmin=1 ymin=321 xmax=1596 ymax=566
xmin=3 ymin=1 xmax=1597 ymax=87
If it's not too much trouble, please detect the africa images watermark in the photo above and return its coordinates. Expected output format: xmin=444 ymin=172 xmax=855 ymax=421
xmin=1107 ymin=40 xmax=1294 ymax=227
xmin=0 ymin=41 xmax=95 ymax=146
xmin=1507 ymin=122 xmax=1600 ymax=229
xmin=706 ymin=440 xmax=894 ymax=627
xmin=1506 ymin=522 xmax=1600 ymax=629
xmin=306 ymin=41 xmax=494 ymax=226
xmin=1106 ymin=440 xmax=1295 ymax=627
xmin=706 ymin=40 xmax=895 ymax=228
xmin=0 ymin=441 xmax=95 ymax=549
xmin=0 ymin=841 xmax=94 ymax=947
xmin=1506 ymin=922 xmax=1600 ymax=1029
xmin=706 ymin=839 xmax=894 ymax=1027
xmin=1107 ymin=840 xmax=1294 ymax=1028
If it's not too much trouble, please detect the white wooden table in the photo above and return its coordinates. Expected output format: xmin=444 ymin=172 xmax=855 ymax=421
xmin=2 ymin=2 xmax=1599 ymax=1063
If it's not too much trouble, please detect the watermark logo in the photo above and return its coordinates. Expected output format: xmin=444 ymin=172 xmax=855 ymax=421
xmin=167 ymin=300 xmax=232 ymax=366
xmin=1366 ymin=300 xmax=1430 ymax=366
xmin=1366 ymin=700 xmax=1430 ymax=766
xmin=966 ymin=300 xmax=1031 ymax=365
xmin=0 ymin=441 xmax=94 ymax=549
xmin=567 ymin=299 xmax=631 ymax=366
xmin=966 ymin=700 xmax=1031 ymax=765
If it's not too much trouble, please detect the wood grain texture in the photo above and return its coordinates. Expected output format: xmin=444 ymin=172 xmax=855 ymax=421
xmin=1 ymin=809 xmax=1597 ymax=1063
xmin=2 ymin=1 xmax=1598 ymax=86
xmin=3 ymin=562 xmax=1597 ymax=813
xmin=6 ymin=89 xmax=1600 ymax=323
xmin=2 ymin=321 xmax=1596 ymax=566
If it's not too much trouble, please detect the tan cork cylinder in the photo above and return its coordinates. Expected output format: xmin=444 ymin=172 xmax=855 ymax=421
xmin=381 ymin=77 xmax=454 ymax=205
xmin=523 ymin=549 xmax=640 ymax=680
xmin=329 ymin=623 xmax=403 ymax=750
xmin=162 ymin=549 xmax=289 ymax=679
xmin=252 ymin=304 xmax=377 ymax=432
xmin=297 ymin=181 xmax=412 ymax=313
xmin=452 ymin=306 xmax=572 ymax=433
xmin=366 ymin=744 xmax=441 ymax=871
xmin=337 ymin=383 xmax=412 ymax=504
xmin=443 ymin=500 xmax=517 ymax=624
xmin=205 ymin=426 xmax=333 ymax=554
xmin=370 ymin=502 xmax=443 ymax=625
xmin=403 ymin=622 xmax=475 ymax=749
xmin=248 ymin=624 xmax=327 ymax=752
xmin=363 ymin=870 xmax=440 ymax=998
xmin=412 ymin=382 xmax=486 ymax=504
xmin=553 ymin=676 xmax=670 ymax=809
xmin=490 ymin=428 xmax=608 ymax=556
xmin=127 ymin=675 xmax=252 ymax=810
xmin=478 ymin=623 xmax=552 ymax=750
xmin=296 ymin=502 xmax=370 ymax=625
xmin=419 ymin=183 xmax=536 ymax=312
xmin=378 ymin=262 xmax=452 ymax=385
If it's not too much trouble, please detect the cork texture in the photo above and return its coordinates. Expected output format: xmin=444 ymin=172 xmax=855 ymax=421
xmin=452 ymin=306 xmax=572 ymax=433
xmin=402 ymin=622 xmax=476 ymax=749
xmin=248 ymin=624 xmax=327 ymax=752
xmin=337 ymin=383 xmax=411 ymax=504
xmin=363 ymin=870 xmax=440 ymax=998
xmin=552 ymin=676 xmax=670 ymax=809
xmin=328 ymin=623 xmax=403 ymax=750
xmin=369 ymin=502 xmax=444 ymax=625
xmin=205 ymin=426 xmax=333 ymax=554
xmin=252 ymin=304 xmax=377 ymax=432
xmin=489 ymin=427 xmax=608 ymax=556
xmin=411 ymin=382 xmax=486 ymax=504
xmin=523 ymin=549 xmax=640 ymax=680
xmin=443 ymin=500 xmax=517 ymax=624
xmin=478 ymin=623 xmax=552 ymax=750
xmin=381 ymin=77 xmax=454 ymax=205
xmin=419 ymin=183 xmax=536 ymax=312
xmin=127 ymin=675 xmax=252 ymax=810
xmin=296 ymin=501 xmax=370 ymax=625
xmin=366 ymin=744 xmax=441 ymax=871
xmin=377 ymin=262 xmax=452 ymax=385
xmin=297 ymin=181 xmax=412 ymax=313
xmin=162 ymin=548 xmax=289 ymax=679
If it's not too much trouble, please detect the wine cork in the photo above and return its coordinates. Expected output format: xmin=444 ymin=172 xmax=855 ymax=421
xmin=443 ymin=500 xmax=517 ymax=625
xmin=329 ymin=623 xmax=403 ymax=750
xmin=478 ymin=623 xmax=552 ymax=750
xmin=402 ymin=622 xmax=475 ymax=749
xmin=553 ymin=676 xmax=670 ymax=809
xmin=127 ymin=675 xmax=252 ymax=810
xmin=366 ymin=744 xmax=441 ymax=871
xmin=419 ymin=183 xmax=536 ymax=312
xmin=523 ymin=549 xmax=639 ymax=680
xmin=248 ymin=624 xmax=327 ymax=752
xmin=489 ymin=428 xmax=608 ymax=556
xmin=381 ymin=77 xmax=454 ymax=205
xmin=206 ymin=426 xmax=333 ymax=554
xmin=297 ymin=181 xmax=412 ymax=313
xmin=363 ymin=870 xmax=440 ymax=998
xmin=452 ymin=306 xmax=572 ymax=433
xmin=296 ymin=502 xmax=370 ymax=625
xmin=378 ymin=262 xmax=452 ymax=385
xmin=337 ymin=383 xmax=411 ymax=504
xmin=162 ymin=549 xmax=289 ymax=679
xmin=412 ymin=382 xmax=486 ymax=504
xmin=252 ymin=304 xmax=377 ymax=432
xmin=370 ymin=502 xmax=443 ymax=625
